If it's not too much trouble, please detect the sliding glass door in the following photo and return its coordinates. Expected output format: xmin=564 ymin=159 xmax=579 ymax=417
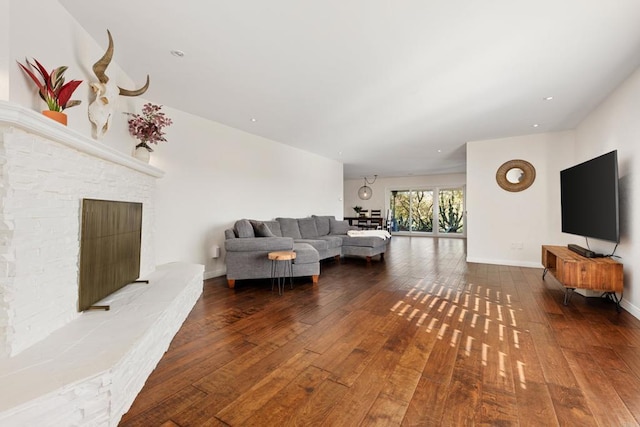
xmin=389 ymin=187 xmax=465 ymax=236
xmin=389 ymin=190 xmax=434 ymax=233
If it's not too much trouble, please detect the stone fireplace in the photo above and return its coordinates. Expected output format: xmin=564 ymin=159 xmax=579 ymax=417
xmin=0 ymin=102 xmax=203 ymax=425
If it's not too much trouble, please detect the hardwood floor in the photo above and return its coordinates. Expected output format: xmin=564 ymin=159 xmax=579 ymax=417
xmin=120 ymin=236 xmax=640 ymax=426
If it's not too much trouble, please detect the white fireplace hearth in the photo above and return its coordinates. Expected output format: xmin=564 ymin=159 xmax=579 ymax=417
xmin=0 ymin=102 xmax=203 ymax=425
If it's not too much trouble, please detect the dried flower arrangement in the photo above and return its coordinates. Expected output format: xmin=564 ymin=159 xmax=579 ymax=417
xmin=126 ymin=103 xmax=173 ymax=152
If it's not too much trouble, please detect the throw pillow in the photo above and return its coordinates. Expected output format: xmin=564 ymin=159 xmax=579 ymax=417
xmin=313 ymin=215 xmax=333 ymax=236
xmin=263 ymin=220 xmax=283 ymax=237
xmin=329 ymin=218 xmax=350 ymax=235
xmin=298 ymin=218 xmax=319 ymax=239
xmin=276 ymin=217 xmax=302 ymax=239
xmin=235 ymin=219 xmax=255 ymax=238
xmin=254 ymin=222 xmax=275 ymax=237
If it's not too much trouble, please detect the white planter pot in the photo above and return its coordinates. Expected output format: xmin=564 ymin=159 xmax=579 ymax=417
xmin=133 ymin=146 xmax=151 ymax=163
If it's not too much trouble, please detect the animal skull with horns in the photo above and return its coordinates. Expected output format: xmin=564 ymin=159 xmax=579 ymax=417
xmin=88 ymin=30 xmax=150 ymax=139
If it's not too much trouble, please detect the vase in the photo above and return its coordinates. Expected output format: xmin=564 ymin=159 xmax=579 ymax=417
xmin=133 ymin=146 xmax=151 ymax=163
xmin=42 ymin=110 xmax=67 ymax=126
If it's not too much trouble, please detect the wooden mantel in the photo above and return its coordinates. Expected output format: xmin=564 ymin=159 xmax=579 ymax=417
xmin=0 ymin=101 xmax=164 ymax=178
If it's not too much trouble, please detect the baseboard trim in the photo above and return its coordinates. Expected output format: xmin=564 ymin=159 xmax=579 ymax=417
xmin=465 ymin=256 xmax=541 ymax=269
xmin=620 ymin=299 xmax=640 ymax=319
xmin=204 ymin=267 xmax=226 ymax=280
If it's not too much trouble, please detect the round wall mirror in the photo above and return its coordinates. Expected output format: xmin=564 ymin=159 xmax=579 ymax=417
xmin=496 ymin=160 xmax=536 ymax=192
xmin=505 ymin=167 xmax=524 ymax=184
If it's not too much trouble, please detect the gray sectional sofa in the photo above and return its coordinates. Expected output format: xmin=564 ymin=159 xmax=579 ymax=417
xmin=224 ymin=215 xmax=389 ymax=288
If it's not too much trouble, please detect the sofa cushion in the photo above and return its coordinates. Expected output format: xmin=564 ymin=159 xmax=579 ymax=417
xmin=292 ymin=242 xmax=320 ymax=264
xmin=235 ymin=219 xmax=255 ymax=238
xmin=316 ymin=235 xmax=343 ymax=249
xmin=225 ymin=236 xmax=293 ymax=252
xmin=313 ymin=215 xmax=334 ymax=236
xmin=329 ymin=218 xmax=350 ymax=235
xmin=341 ymin=235 xmax=387 ymax=248
xmin=253 ymin=222 xmax=275 ymax=237
xmin=263 ymin=220 xmax=283 ymax=237
xmin=294 ymin=238 xmax=328 ymax=252
xmin=298 ymin=218 xmax=319 ymax=239
xmin=224 ymin=229 xmax=237 ymax=239
xmin=277 ymin=217 xmax=302 ymax=239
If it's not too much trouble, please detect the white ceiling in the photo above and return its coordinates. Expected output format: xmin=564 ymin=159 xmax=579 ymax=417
xmin=59 ymin=1 xmax=640 ymax=178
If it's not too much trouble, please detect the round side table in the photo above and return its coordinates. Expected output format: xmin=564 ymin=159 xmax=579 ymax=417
xmin=268 ymin=251 xmax=296 ymax=295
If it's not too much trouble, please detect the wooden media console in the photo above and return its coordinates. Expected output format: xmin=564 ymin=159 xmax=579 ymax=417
xmin=541 ymin=245 xmax=623 ymax=309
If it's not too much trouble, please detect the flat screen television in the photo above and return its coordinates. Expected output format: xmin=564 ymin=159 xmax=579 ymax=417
xmin=560 ymin=150 xmax=619 ymax=243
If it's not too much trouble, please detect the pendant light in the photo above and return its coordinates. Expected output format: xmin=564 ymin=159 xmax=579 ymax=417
xmin=358 ymin=175 xmax=377 ymax=200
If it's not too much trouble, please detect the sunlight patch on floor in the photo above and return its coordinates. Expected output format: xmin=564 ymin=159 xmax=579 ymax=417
xmin=391 ymin=280 xmax=527 ymax=389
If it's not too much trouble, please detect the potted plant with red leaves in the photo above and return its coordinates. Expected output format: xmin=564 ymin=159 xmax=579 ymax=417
xmin=17 ymin=58 xmax=83 ymax=126
xmin=126 ymin=103 xmax=173 ymax=163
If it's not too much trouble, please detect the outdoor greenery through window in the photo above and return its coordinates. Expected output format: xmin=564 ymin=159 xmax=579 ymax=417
xmin=438 ymin=189 xmax=464 ymax=234
xmin=389 ymin=187 xmax=464 ymax=235
xmin=390 ymin=190 xmax=434 ymax=232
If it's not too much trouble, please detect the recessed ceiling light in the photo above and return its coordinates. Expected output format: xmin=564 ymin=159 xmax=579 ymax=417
xmin=543 ymin=96 xmax=554 ymax=101
xmin=532 ymin=123 xmax=540 ymax=128
xmin=170 ymin=50 xmax=185 ymax=58
xmin=250 ymin=117 xmax=257 ymax=122
xmin=437 ymin=149 xmax=442 ymax=153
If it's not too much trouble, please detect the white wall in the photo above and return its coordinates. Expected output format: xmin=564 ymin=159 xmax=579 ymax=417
xmin=574 ymin=67 xmax=640 ymax=317
xmin=0 ymin=0 xmax=8 ymax=100
xmin=343 ymin=174 xmax=466 ymax=219
xmin=466 ymin=131 xmax=575 ymax=267
xmin=6 ymin=0 xmax=345 ymax=280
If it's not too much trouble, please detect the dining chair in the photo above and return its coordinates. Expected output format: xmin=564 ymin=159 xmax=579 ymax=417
xmin=357 ymin=210 xmax=369 ymax=229
xmin=370 ymin=209 xmax=382 ymax=229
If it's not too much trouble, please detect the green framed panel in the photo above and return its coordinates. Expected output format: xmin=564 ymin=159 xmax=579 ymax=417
xmin=78 ymin=199 xmax=143 ymax=311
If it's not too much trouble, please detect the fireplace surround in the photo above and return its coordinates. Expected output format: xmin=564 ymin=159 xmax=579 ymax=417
xmin=0 ymin=101 xmax=203 ymax=425
xmin=0 ymin=102 xmax=161 ymax=357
